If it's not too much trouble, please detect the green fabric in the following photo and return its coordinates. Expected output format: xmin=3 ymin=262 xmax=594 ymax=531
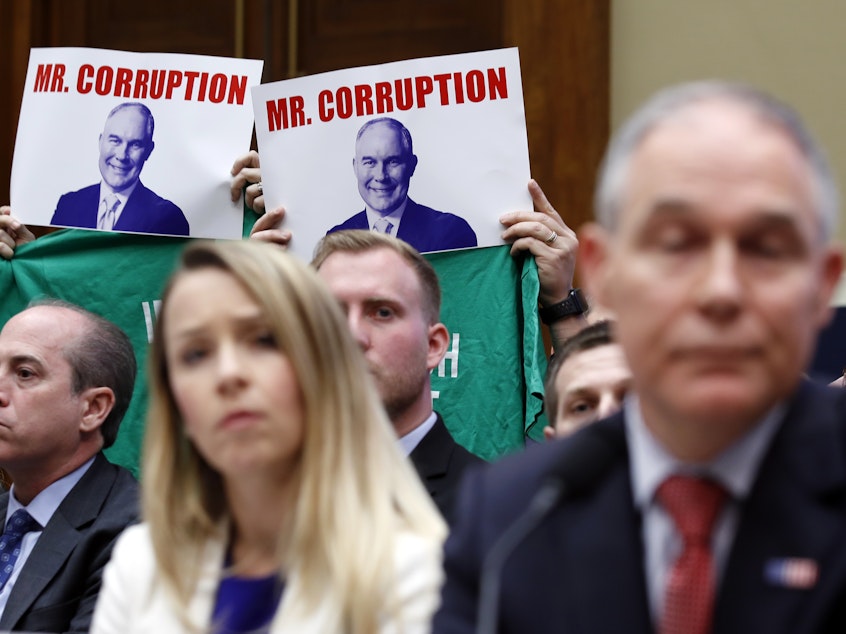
xmin=426 ymin=247 xmax=547 ymax=459
xmin=0 ymin=229 xmax=547 ymax=472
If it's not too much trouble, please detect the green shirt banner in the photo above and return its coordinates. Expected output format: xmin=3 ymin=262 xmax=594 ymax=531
xmin=0 ymin=229 xmax=547 ymax=473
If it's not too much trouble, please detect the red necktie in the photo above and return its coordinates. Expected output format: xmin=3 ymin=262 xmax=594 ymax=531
xmin=657 ymin=475 xmax=727 ymax=634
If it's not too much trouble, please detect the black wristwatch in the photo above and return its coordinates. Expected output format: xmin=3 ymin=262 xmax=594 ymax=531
xmin=539 ymin=288 xmax=589 ymax=325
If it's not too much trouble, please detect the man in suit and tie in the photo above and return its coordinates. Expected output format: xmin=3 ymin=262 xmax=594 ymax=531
xmin=51 ymin=102 xmax=189 ymax=236
xmin=434 ymin=81 xmax=846 ymax=634
xmin=312 ymin=230 xmax=482 ymax=522
xmin=0 ymin=298 xmax=139 ymax=632
xmin=328 ymin=117 xmax=477 ymax=254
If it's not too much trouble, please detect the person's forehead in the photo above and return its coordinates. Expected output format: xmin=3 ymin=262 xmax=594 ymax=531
xmin=169 ymin=268 xmax=259 ymax=313
xmin=619 ymin=100 xmax=817 ymax=223
xmin=319 ymin=248 xmax=424 ymax=303
xmin=104 ymin=108 xmax=147 ymax=132
xmin=356 ymin=123 xmax=403 ymax=150
xmin=556 ymin=344 xmax=630 ymax=389
xmin=0 ymin=307 xmax=81 ymax=364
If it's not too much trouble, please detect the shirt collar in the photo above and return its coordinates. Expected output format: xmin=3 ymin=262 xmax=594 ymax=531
xmin=626 ymin=394 xmax=785 ymax=510
xmin=7 ymin=455 xmax=96 ymax=529
xmin=397 ymin=412 xmax=438 ymax=456
xmin=365 ymin=198 xmax=408 ymax=231
xmin=99 ymin=180 xmax=138 ymax=208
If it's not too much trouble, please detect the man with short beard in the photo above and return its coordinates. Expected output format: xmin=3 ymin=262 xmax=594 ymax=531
xmin=312 ymin=229 xmax=482 ymax=523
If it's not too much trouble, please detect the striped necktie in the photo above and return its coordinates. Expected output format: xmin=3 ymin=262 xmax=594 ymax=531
xmin=373 ymin=217 xmax=394 ymax=234
xmin=98 ymin=194 xmax=120 ymax=230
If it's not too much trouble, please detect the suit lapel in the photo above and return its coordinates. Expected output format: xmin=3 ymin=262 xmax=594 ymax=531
xmin=496 ymin=415 xmax=652 ymax=633
xmin=561 ymin=417 xmax=653 ymax=633
xmin=409 ymin=415 xmax=452 ymax=482
xmin=84 ymin=185 xmax=101 ymax=228
xmin=0 ymin=454 xmax=117 ymax=629
xmin=715 ymin=382 xmax=846 ymax=634
xmin=396 ymin=199 xmax=424 ymax=244
xmin=113 ymin=183 xmax=145 ymax=232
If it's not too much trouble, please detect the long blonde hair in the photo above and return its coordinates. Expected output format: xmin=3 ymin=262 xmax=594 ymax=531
xmin=143 ymin=240 xmax=445 ymax=632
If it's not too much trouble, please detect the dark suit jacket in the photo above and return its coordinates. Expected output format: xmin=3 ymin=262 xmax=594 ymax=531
xmin=328 ymin=198 xmax=477 ymax=253
xmin=52 ymin=181 xmax=189 ymax=236
xmin=409 ymin=414 xmax=484 ymax=525
xmin=434 ymin=381 xmax=846 ymax=634
xmin=0 ymin=452 xmax=139 ymax=633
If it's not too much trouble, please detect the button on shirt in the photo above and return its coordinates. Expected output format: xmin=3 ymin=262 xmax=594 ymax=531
xmin=0 ymin=456 xmax=94 ymax=617
xmin=625 ymin=395 xmax=784 ymax=626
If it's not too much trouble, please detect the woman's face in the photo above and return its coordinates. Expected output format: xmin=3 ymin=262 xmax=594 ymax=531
xmin=163 ymin=267 xmax=305 ymax=482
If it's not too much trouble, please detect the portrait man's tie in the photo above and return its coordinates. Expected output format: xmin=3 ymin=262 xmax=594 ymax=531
xmin=658 ymin=475 xmax=727 ymax=634
xmin=373 ymin=217 xmax=394 ymax=234
xmin=98 ymin=193 xmax=120 ymax=230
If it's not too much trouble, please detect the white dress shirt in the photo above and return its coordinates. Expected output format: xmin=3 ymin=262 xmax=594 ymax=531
xmin=397 ymin=412 xmax=438 ymax=456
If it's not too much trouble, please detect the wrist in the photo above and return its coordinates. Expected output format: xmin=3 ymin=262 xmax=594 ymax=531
xmin=538 ymin=288 xmax=589 ymax=325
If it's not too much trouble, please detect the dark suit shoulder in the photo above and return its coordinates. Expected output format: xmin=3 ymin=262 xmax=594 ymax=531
xmin=51 ymin=184 xmax=100 ymax=226
xmin=400 ymin=199 xmax=477 ymax=252
xmin=409 ymin=415 xmax=484 ymax=524
xmin=120 ymin=182 xmax=189 ymax=236
xmin=2 ymin=454 xmax=139 ymax=633
xmin=328 ymin=210 xmax=369 ymax=234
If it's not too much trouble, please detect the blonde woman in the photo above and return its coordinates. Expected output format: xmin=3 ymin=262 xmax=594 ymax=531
xmin=92 ymin=240 xmax=446 ymax=634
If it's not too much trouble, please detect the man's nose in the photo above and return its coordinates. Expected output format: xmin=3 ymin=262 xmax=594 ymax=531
xmin=697 ymin=241 xmax=744 ymax=320
xmin=346 ymin=311 xmax=370 ymax=350
xmin=114 ymin=142 xmax=129 ymax=161
xmin=596 ymin=392 xmax=623 ymax=420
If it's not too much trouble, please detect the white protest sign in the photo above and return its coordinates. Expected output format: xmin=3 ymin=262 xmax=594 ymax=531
xmin=12 ymin=47 xmax=263 ymax=239
xmin=252 ymin=47 xmax=531 ymax=260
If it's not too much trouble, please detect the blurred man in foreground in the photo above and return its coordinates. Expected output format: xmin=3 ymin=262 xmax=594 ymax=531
xmin=434 ymin=81 xmax=846 ymax=634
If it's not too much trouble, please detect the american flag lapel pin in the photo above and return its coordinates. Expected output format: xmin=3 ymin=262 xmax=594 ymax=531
xmin=764 ymin=558 xmax=819 ymax=589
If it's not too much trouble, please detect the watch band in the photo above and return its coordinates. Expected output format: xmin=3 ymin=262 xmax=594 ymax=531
xmin=538 ymin=288 xmax=589 ymax=325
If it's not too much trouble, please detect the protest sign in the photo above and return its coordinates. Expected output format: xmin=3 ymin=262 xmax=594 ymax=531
xmin=11 ymin=47 xmax=263 ymax=239
xmin=252 ymin=47 xmax=531 ymax=260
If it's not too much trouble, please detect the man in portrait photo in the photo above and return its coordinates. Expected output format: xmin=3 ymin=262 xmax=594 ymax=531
xmin=328 ymin=117 xmax=477 ymax=253
xmin=51 ymin=102 xmax=189 ymax=236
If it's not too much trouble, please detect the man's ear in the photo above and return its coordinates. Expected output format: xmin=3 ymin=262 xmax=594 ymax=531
xmin=408 ymin=154 xmax=418 ymax=178
xmin=143 ymin=140 xmax=155 ymax=162
xmin=426 ymin=321 xmax=450 ymax=371
xmin=577 ymin=222 xmax=613 ymax=309
xmin=79 ymin=386 xmax=115 ymax=435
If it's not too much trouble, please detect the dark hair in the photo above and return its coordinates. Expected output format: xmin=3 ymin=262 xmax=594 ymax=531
xmin=312 ymin=229 xmax=442 ymax=324
xmin=29 ymin=298 xmax=137 ymax=448
xmin=543 ymin=320 xmax=616 ymax=424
